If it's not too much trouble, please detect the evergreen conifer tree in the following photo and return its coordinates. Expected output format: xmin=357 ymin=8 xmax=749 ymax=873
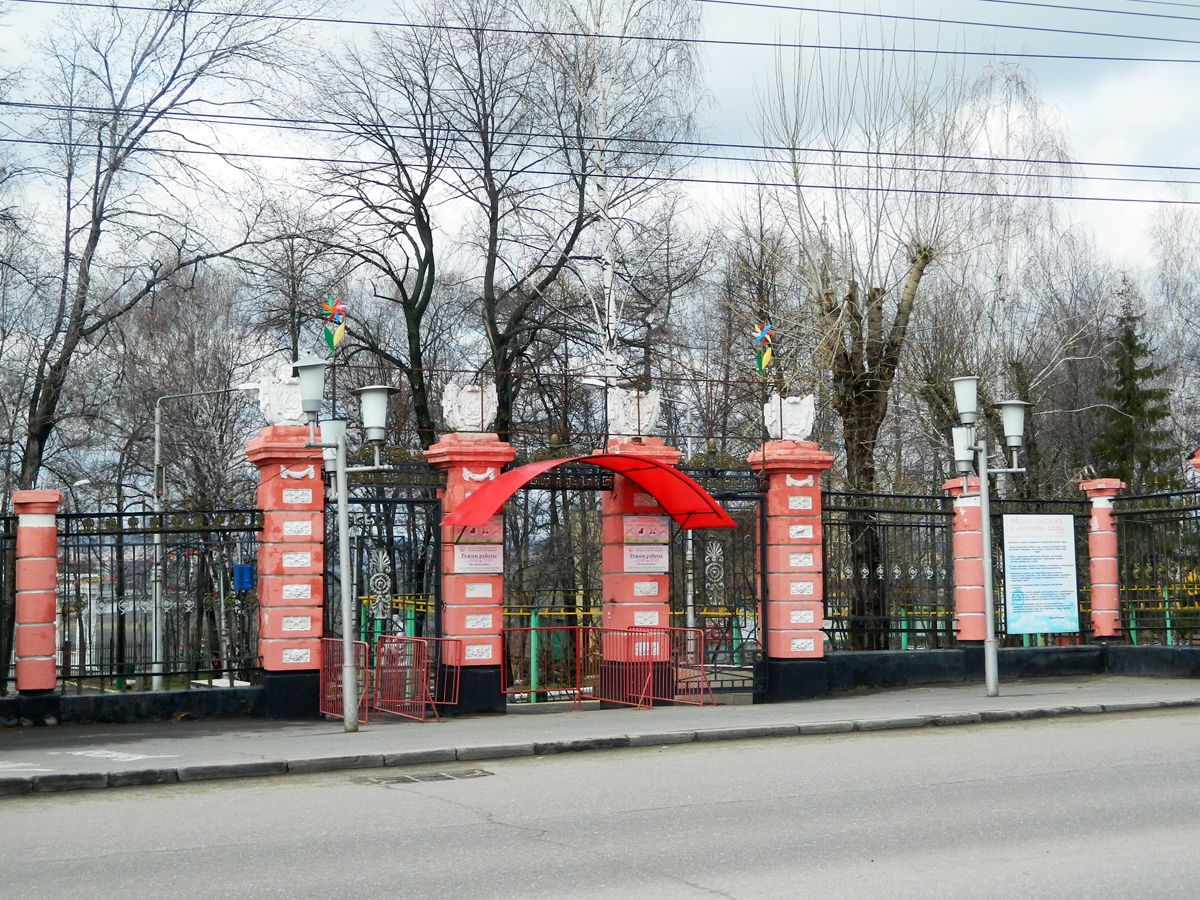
xmin=1090 ymin=282 xmax=1178 ymax=491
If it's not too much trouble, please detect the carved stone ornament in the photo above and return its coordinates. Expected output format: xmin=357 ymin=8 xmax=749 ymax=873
xmin=257 ymin=364 xmax=307 ymax=427
xmin=607 ymin=386 xmax=660 ymax=438
xmin=442 ymin=381 xmax=498 ymax=433
xmin=764 ymin=392 xmax=815 ymax=442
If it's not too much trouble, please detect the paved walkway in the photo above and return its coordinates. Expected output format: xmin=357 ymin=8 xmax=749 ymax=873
xmin=2 ymin=675 xmax=1198 ymax=795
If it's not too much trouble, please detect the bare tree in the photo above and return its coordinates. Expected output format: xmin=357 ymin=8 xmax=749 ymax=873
xmin=16 ymin=0 xmax=310 ymax=489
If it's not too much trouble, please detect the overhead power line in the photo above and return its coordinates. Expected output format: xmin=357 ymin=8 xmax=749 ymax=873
xmin=5 ymin=133 xmax=1200 ymax=205
xmin=11 ymin=0 xmax=1200 ymax=64
xmin=7 ymin=98 xmax=1200 ymax=183
xmin=698 ymin=0 xmax=1200 ymax=49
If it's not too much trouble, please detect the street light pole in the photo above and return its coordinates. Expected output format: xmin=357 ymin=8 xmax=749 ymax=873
xmin=950 ymin=377 xmax=1029 ymax=699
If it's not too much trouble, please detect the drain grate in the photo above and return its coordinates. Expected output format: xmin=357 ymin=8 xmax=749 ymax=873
xmin=370 ymin=769 xmax=493 ymax=785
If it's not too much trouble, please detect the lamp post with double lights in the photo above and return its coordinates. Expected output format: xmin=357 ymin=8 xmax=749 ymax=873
xmin=949 ymin=376 xmax=1030 ymax=698
xmin=294 ymin=356 xmax=398 ymax=732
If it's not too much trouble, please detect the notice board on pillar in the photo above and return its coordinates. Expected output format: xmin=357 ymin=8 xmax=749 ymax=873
xmin=1001 ymin=514 xmax=1079 ymax=634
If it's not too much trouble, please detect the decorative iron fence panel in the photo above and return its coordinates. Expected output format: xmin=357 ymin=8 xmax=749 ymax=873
xmin=1113 ymin=490 xmax=1200 ymax=646
xmin=0 ymin=515 xmax=15 ymax=692
xmin=822 ymin=492 xmax=954 ymax=651
xmin=670 ymin=474 xmax=764 ymax=693
xmin=988 ymin=497 xmax=1091 ymax=645
xmin=57 ymin=510 xmax=261 ymax=692
xmin=325 ymin=465 xmax=443 ymax=653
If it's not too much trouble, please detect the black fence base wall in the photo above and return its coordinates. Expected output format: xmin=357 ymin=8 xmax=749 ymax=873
xmin=827 ymin=649 xmax=967 ymax=692
xmin=760 ymin=659 xmax=828 ymax=702
xmin=448 ymin=666 xmax=505 ymax=715
xmin=262 ymin=670 xmax=320 ymax=719
xmin=1 ymin=687 xmax=263 ymax=726
xmin=1000 ymin=645 xmax=1105 ymax=678
xmin=1106 ymin=645 xmax=1200 ymax=677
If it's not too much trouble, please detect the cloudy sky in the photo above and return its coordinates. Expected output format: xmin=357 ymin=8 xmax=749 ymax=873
xmin=4 ymin=0 xmax=1198 ymax=267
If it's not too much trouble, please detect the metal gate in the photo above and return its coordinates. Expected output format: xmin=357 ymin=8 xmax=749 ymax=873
xmin=672 ymin=468 xmax=765 ymax=694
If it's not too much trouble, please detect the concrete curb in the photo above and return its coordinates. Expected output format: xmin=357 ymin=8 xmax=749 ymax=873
xmin=2 ymin=697 xmax=1197 ymax=797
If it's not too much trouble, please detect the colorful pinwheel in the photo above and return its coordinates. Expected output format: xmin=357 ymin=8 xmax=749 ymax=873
xmin=322 ymin=296 xmax=347 ymax=353
xmin=753 ymin=321 xmax=773 ymax=373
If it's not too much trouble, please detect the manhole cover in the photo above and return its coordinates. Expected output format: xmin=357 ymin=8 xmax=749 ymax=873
xmin=369 ymin=769 xmax=493 ymax=785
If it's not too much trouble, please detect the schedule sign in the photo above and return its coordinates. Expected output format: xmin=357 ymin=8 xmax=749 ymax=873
xmin=1002 ymin=514 xmax=1080 ymax=634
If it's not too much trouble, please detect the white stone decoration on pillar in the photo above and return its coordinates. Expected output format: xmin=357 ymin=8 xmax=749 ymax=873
xmin=442 ymin=382 xmax=499 ymax=433
xmin=764 ymin=393 xmax=815 ymax=442
xmin=256 ymin=364 xmax=307 ymax=427
xmin=607 ymin=386 xmax=660 ymax=438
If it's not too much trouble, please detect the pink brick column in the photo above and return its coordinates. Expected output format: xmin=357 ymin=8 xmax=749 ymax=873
xmin=425 ymin=432 xmax=515 ymax=713
xmin=746 ymin=441 xmax=834 ymax=660
xmin=246 ymin=426 xmax=325 ymax=674
xmin=1079 ymin=478 xmax=1125 ymax=638
xmin=943 ymin=477 xmax=985 ymax=642
xmin=13 ymin=489 xmax=63 ymax=693
xmin=597 ymin=437 xmax=681 ymax=633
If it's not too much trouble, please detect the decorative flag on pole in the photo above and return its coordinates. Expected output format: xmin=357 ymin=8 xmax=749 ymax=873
xmin=753 ymin=322 xmax=774 ymax=373
xmin=322 ymin=297 xmax=347 ymax=354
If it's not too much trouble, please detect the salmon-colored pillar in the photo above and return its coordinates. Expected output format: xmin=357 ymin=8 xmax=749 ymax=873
xmin=598 ymin=437 xmax=680 ymax=631
xmin=746 ymin=441 xmax=833 ymax=701
xmin=943 ymin=477 xmax=985 ymax=643
xmin=1079 ymin=478 xmax=1125 ymax=638
xmin=13 ymin=489 xmax=62 ymax=693
xmin=246 ymin=426 xmax=324 ymax=716
xmin=425 ymin=432 xmax=515 ymax=714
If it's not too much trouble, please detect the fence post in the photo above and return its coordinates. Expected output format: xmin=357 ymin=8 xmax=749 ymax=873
xmin=425 ymin=431 xmax=515 ymax=714
xmin=746 ymin=439 xmax=834 ymax=702
xmin=597 ymin=436 xmax=680 ymax=705
xmin=245 ymin=425 xmax=325 ymax=718
xmin=13 ymin=490 xmax=62 ymax=696
xmin=1078 ymin=478 xmax=1125 ymax=639
xmin=942 ymin=477 xmax=985 ymax=648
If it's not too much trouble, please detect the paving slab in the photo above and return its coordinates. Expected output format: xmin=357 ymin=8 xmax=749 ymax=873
xmin=1 ymin=675 xmax=1197 ymax=794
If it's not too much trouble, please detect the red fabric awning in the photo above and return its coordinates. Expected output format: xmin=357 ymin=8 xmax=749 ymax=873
xmin=441 ymin=454 xmax=736 ymax=530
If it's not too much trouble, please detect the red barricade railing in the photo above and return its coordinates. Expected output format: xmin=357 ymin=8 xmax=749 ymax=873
xmin=502 ymin=626 xmax=714 ymax=710
xmin=502 ymin=626 xmax=588 ymax=707
xmin=372 ymin=636 xmax=430 ymax=721
xmin=319 ymin=638 xmax=370 ymax=723
xmin=372 ymin=635 xmax=463 ymax=722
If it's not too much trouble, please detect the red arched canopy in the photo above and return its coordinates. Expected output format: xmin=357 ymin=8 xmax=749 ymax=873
xmin=441 ymin=454 xmax=736 ymax=530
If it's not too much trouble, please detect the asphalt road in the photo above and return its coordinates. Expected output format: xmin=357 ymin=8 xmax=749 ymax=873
xmin=2 ymin=709 xmax=1198 ymax=899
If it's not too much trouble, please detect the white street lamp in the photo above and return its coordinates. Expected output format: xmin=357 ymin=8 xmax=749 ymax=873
xmin=353 ymin=385 xmax=399 ymax=445
xmin=950 ymin=376 xmax=1029 ymax=699
xmin=318 ymin=419 xmax=347 ymax=464
xmin=294 ymin=357 xmax=327 ymax=418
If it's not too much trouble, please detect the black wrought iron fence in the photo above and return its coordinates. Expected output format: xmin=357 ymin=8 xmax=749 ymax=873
xmin=1113 ymin=489 xmax=1200 ymax=646
xmin=822 ymin=492 xmax=954 ymax=651
xmin=0 ymin=515 xmax=15 ymax=693
xmin=57 ymin=510 xmax=261 ymax=692
xmin=988 ymin=497 xmax=1091 ymax=646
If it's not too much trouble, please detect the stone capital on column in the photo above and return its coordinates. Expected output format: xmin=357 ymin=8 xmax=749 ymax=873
xmin=425 ymin=432 xmax=516 ymax=515
xmin=1078 ymin=478 xmax=1125 ymax=505
xmin=596 ymin=435 xmax=682 ymax=467
xmin=13 ymin=489 xmax=63 ymax=517
xmin=941 ymin=476 xmax=980 ymax=499
xmin=747 ymin=440 xmax=834 ymax=477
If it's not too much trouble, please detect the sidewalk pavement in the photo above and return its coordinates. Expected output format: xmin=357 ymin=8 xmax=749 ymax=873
xmin=2 ymin=674 xmax=1198 ymax=796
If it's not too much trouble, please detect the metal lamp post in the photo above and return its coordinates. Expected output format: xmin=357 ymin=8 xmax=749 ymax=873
xmin=949 ymin=377 xmax=1029 ymax=698
xmin=295 ymin=360 xmax=396 ymax=732
xmin=152 ymin=382 xmax=259 ymax=692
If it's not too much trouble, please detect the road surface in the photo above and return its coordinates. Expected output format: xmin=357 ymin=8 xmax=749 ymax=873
xmin=2 ymin=708 xmax=1198 ymax=899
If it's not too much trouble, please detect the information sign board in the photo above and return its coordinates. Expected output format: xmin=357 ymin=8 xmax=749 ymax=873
xmin=1002 ymin=514 xmax=1079 ymax=634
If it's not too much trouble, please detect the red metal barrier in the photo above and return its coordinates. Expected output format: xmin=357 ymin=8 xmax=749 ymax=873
xmin=319 ymin=638 xmax=370 ymax=723
xmin=372 ymin=635 xmax=463 ymax=722
xmin=372 ymin=636 xmax=430 ymax=722
xmin=502 ymin=626 xmax=714 ymax=710
xmin=502 ymin=627 xmax=587 ymax=707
